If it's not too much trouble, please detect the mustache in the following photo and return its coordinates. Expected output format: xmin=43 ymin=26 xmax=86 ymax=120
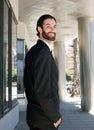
xmin=48 ymin=32 xmax=56 ymax=35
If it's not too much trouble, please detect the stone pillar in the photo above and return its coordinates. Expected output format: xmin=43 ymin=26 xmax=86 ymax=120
xmin=88 ymin=19 xmax=94 ymax=114
xmin=78 ymin=17 xmax=94 ymax=112
xmin=54 ymin=41 xmax=66 ymax=101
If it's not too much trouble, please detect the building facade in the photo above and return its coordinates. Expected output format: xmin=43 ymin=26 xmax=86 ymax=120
xmin=0 ymin=0 xmax=19 ymax=129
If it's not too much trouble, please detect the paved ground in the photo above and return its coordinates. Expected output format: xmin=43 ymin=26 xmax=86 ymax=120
xmin=14 ymin=96 xmax=94 ymax=130
xmin=14 ymin=98 xmax=29 ymax=130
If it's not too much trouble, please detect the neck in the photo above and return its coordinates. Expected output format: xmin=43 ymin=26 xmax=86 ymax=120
xmin=39 ymin=35 xmax=51 ymax=44
xmin=41 ymin=38 xmax=51 ymax=44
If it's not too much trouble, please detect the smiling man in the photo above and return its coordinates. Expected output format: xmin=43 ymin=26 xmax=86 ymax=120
xmin=24 ymin=14 xmax=62 ymax=130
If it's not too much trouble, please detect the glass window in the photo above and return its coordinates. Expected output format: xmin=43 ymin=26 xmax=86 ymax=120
xmin=17 ymin=39 xmax=24 ymax=96
xmin=12 ymin=15 xmax=17 ymax=102
xmin=0 ymin=0 xmax=18 ymax=115
xmin=3 ymin=0 xmax=9 ymax=109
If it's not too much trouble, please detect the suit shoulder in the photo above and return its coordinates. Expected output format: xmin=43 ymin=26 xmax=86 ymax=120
xmin=25 ymin=40 xmax=51 ymax=62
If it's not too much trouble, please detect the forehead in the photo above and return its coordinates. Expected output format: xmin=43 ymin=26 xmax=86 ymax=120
xmin=43 ymin=18 xmax=56 ymax=25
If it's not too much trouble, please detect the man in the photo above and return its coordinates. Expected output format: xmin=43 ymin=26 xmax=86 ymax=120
xmin=24 ymin=14 xmax=62 ymax=130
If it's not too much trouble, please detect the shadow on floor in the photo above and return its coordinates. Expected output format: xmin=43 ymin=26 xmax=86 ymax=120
xmin=14 ymin=111 xmax=29 ymax=130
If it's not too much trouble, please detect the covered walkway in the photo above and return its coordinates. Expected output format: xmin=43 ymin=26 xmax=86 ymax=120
xmin=14 ymin=96 xmax=94 ymax=130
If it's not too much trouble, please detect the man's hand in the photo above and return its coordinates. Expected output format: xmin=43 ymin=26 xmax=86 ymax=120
xmin=53 ymin=118 xmax=62 ymax=128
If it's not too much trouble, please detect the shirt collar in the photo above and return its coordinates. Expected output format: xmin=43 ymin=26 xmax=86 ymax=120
xmin=39 ymin=39 xmax=53 ymax=52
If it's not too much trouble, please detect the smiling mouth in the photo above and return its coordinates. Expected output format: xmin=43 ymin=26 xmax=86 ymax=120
xmin=49 ymin=32 xmax=55 ymax=36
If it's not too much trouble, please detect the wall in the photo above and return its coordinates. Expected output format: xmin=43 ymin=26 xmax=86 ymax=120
xmin=9 ymin=0 xmax=18 ymax=21
xmin=17 ymin=21 xmax=31 ymax=48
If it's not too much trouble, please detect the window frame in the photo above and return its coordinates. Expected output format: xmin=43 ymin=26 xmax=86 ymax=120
xmin=0 ymin=0 xmax=18 ymax=118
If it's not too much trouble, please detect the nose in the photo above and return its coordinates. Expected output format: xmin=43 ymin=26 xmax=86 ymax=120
xmin=51 ymin=26 xmax=56 ymax=32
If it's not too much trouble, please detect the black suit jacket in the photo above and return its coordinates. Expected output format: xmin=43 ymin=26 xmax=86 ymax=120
xmin=24 ymin=39 xmax=61 ymax=129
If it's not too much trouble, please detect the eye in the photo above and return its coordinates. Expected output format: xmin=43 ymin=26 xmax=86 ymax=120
xmin=46 ymin=25 xmax=51 ymax=29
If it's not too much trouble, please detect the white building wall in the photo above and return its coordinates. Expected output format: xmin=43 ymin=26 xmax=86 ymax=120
xmin=17 ymin=21 xmax=31 ymax=48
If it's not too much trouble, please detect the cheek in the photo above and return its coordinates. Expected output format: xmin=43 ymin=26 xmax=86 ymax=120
xmin=54 ymin=28 xmax=57 ymax=33
xmin=51 ymin=28 xmax=57 ymax=33
xmin=43 ymin=28 xmax=48 ymax=33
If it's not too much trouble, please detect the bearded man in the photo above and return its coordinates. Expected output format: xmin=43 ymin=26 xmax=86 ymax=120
xmin=24 ymin=14 xmax=62 ymax=130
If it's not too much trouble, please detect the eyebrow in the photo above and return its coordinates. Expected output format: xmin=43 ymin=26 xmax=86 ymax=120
xmin=44 ymin=23 xmax=50 ymax=26
xmin=44 ymin=23 xmax=56 ymax=27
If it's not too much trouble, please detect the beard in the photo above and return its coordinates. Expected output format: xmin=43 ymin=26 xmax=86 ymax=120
xmin=42 ymin=30 xmax=56 ymax=41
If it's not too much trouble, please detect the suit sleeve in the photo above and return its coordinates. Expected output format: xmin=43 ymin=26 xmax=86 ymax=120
xmin=23 ymin=53 xmax=33 ymax=101
xmin=33 ymin=51 xmax=61 ymax=123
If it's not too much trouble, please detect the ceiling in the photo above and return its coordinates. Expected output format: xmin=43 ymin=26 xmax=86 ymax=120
xmin=19 ymin=0 xmax=94 ymax=46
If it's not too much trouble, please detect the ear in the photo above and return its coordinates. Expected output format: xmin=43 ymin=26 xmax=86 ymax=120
xmin=38 ymin=26 xmax=42 ymax=34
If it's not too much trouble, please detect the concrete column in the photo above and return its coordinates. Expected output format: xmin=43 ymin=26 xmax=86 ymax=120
xmin=54 ymin=42 xmax=66 ymax=101
xmin=88 ymin=19 xmax=94 ymax=114
xmin=78 ymin=17 xmax=94 ymax=112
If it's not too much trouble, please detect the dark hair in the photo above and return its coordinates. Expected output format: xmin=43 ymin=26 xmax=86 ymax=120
xmin=36 ymin=14 xmax=56 ymax=37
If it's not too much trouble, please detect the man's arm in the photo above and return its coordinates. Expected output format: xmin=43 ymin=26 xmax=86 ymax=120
xmin=34 ymin=51 xmax=61 ymax=124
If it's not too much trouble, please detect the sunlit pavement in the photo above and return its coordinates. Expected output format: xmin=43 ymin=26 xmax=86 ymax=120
xmin=59 ymin=95 xmax=94 ymax=130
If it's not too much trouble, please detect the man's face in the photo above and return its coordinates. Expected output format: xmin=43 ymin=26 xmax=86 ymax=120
xmin=41 ymin=19 xmax=57 ymax=42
